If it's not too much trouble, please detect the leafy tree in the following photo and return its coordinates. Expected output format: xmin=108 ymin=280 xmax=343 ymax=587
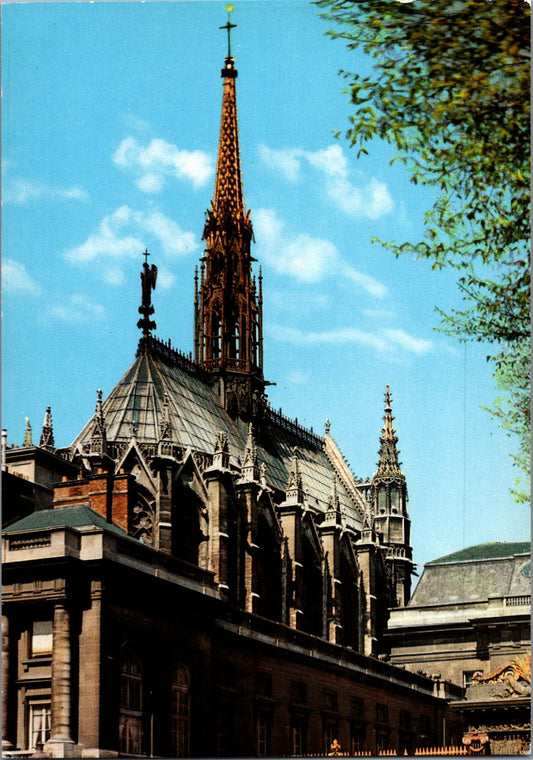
xmin=316 ymin=0 xmax=530 ymax=499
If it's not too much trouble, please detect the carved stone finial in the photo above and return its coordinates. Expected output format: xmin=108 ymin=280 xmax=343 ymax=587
xmin=285 ymin=447 xmax=305 ymax=504
xmin=325 ymin=419 xmax=331 ymax=436
xmin=241 ymin=422 xmax=260 ymax=482
xmin=213 ymin=430 xmax=230 ymax=470
xmin=39 ymin=406 xmax=55 ymax=452
xmin=23 ymin=417 xmax=32 ymax=447
xmin=89 ymin=389 xmax=108 ymax=456
xmin=159 ymin=392 xmax=172 ymax=441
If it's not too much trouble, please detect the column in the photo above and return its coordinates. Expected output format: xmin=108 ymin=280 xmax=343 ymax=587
xmin=2 ymin=614 xmax=14 ymax=751
xmin=45 ymin=603 xmax=76 ymax=757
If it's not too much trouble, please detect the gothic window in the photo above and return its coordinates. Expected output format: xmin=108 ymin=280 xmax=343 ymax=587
xmin=28 ymin=700 xmax=51 ymax=750
xmin=119 ymin=653 xmax=143 ymax=756
xmin=212 ymin=313 xmax=221 ymax=359
xmin=171 ymin=664 xmax=190 ymax=757
xmin=390 ymin=487 xmax=399 ymax=513
xmin=31 ymin=620 xmax=52 ymax=657
xmin=131 ymin=495 xmax=154 ymax=544
xmin=254 ymin=514 xmax=282 ymax=621
xmin=300 ymin=535 xmax=323 ymax=637
xmin=229 ymin=317 xmax=240 ymax=360
xmin=171 ymin=485 xmax=204 ymax=565
xmin=378 ymin=488 xmax=387 ymax=513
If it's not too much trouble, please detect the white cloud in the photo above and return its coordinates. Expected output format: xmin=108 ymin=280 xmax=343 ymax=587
xmin=104 ymin=266 xmax=126 ymax=286
xmin=382 ymin=328 xmax=433 ymax=355
xmin=113 ymin=136 xmax=213 ymax=192
xmin=258 ymin=145 xmax=301 ymax=182
xmin=3 ymin=178 xmax=89 ymax=204
xmin=259 ymin=143 xmax=393 ymax=219
xmin=156 ymin=267 xmax=176 ymax=290
xmin=2 ymin=259 xmax=42 ymax=296
xmin=64 ymin=205 xmax=198 ymax=267
xmin=269 ymin=324 xmax=433 ymax=356
xmin=49 ymin=294 xmax=105 ymax=322
xmin=254 ymin=207 xmax=387 ymax=298
xmin=288 ymin=370 xmax=309 ymax=385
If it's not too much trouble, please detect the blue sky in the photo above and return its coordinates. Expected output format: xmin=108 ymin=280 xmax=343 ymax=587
xmin=2 ymin=0 xmax=529 ymax=572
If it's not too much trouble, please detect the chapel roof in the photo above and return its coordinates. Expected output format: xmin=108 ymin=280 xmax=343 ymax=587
xmin=69 ymin=336 xmax=366 ymax=532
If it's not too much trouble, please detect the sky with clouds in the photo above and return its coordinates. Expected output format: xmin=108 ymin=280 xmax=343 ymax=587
xmin=2 ymin=0 xmax=528 ymax=570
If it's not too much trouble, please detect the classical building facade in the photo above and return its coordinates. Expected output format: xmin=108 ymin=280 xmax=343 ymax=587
xmin=2 ymin=16 xmax=474 ymax=759
xmin=386 ymin=542 xmax=531 ymax=755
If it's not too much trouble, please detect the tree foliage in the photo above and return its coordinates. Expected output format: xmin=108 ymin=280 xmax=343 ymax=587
xmin=316 ymin=0 xmax=530 ymax=498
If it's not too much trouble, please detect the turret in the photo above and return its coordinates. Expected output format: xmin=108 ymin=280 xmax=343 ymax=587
xmin=371 ymin=385 xmax=413 ymax=607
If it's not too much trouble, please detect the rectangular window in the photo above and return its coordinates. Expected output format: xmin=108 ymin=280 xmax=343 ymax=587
xmin=322 ymin=689 xmax=338 ymax=711
xmin=256 ymin=711 xmax=271 ymax=757
xmin=376 ymin=727 xmax=390 ymax=752
xmin=291 ymin=715 xmax=306 ymax=756
xmin=351 ymin=723 xmax=365 ymax=753
xmin=376 ymin=703 xmax=388 ymax=724
xmin=351 ymin=697 xmax=364 ymax=717
xmin=463 ymin=671 xmax=477 ymax=688
xmin=255 ymin=674 xmax=272 ymax=698
xmin=119 ymin=713 xmax=142 ymax=756
xmin=399 ymin=709 xmax=411 ymax=729
xmin=28 ymin=701 xmax=51 ymax=750
xmin=216 ymin=699 xmax=233 ymax=757
xmin=323 ymin=720 xmax=339 ymax=755
xmin=31 ymin=620 xmax=53 ymax=657
xmin=290 ymin=680 xmax=307 ymax=705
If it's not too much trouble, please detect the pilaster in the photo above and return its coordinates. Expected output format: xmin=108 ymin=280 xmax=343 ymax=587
xmin=45 ymin=603 xmax=78 ymax=757
xmin=2 ymin=614 xmax=14 ymax=751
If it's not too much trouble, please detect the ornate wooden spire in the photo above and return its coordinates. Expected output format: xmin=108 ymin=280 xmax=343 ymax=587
xmin=196 ymin=9 xmax=265 ymax=421
xmin=374 ymin=384 xmax=404 ymax=480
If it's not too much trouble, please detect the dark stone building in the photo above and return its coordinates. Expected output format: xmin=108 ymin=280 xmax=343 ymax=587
xmin=2 ymin=15 xmax=468 ymax=759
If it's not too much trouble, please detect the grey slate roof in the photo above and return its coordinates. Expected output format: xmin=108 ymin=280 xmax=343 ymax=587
xmin=3 ymin=504 xmax=128 ymax=537
xmin=70 ymin=341 xmax=365 ymax=530
xmin=409 ymin=542 xmax=531 ymax=607
xmin=427 ymin=542 xmax=530 ymax=565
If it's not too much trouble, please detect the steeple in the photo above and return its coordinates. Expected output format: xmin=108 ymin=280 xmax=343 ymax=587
xmin=195 ymin=9 xmax=264 ymax=420
xmin=374 ymin=384 xmax=404 ymax=480
xmin=371 ymin=385 xmax=413 ymax=608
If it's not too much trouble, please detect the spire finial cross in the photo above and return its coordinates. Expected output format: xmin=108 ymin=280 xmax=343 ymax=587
xmin=220 ymin=5 xmax=236 ymax=59
xmin=143 ymin=247 xmax=150 ymax=265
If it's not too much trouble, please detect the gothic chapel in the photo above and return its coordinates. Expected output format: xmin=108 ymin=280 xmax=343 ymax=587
xmin=2 ymin=16 xmax=462 ymax=758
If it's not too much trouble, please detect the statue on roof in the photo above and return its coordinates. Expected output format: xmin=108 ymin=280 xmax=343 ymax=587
xmin=137 ymin=249 xmax=158 ymax=337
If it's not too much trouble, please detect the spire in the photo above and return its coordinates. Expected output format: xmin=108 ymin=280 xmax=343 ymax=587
xmin=137 ymin=249 xmax=158 ymax=337
xmin=196 ymin=8 xmax=265 ymax=417
xmin=213 ymin=5 xmax=244 ymax=225
xmin=324 ymin=478 xmax=343 ymax=528
xmin=285 ymin=448 xmax=305 ymax=505
xmin=39 ymin=406 xmax=55 ymax=452
xmin=374 ymin=384 xmax=404 ymax=480
xmin=89 ymin=389 xmax=108 ymax=456
xmin=241 ymin=423 xmax=260 ymax=482
xmin=23 ymin=417 xmax=32 ymax=447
